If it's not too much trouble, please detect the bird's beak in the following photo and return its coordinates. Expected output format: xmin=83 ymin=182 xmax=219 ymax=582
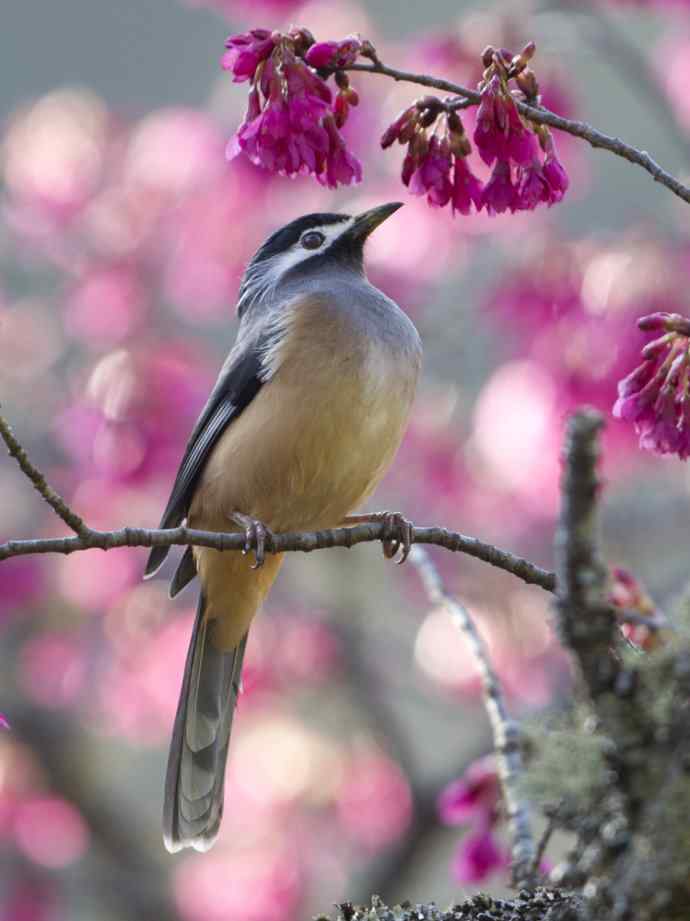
xmin=349 ymin=201 xmax=403 ymax=241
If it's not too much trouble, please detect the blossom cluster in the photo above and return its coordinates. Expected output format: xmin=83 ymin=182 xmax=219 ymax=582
xmin=221 ymin=30 xmax=569 ymax=213
xmin=381 ymin=101 xmax=483 ymax=216
xmin=381 ymin=43 xmax=568 ymax=216
xmin=222 ymin=28 xmax=364 ymax=187
xmin=613 ymin=312 xmax=690 ymax=459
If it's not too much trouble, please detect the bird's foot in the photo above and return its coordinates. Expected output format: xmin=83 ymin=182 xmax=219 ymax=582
xmin=228 ymin=512 xmax=274 ymax=569
xmin=342 ymin=511 xmax=415 ymax=564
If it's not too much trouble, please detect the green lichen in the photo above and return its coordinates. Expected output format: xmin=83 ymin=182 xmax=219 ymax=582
xmin=314 ymin=891 xmax=580 ymax=921
xmin=521 ymin=712 xmax=611 ymax=814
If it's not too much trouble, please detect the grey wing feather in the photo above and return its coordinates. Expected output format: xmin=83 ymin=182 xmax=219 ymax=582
xmin=144 ymin=344 xmax=264 ymax=579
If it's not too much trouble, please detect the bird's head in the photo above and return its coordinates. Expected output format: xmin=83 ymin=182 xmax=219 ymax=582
xmin=237 ymin=202 xmax=403 ymax=316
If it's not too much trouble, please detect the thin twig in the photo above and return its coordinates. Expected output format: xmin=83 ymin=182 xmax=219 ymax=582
xmin=346 ymin=60 xmax=690 ymax=206
xmin=0 ymin=411 xmax=90 ymax=537
xmin=529 ymin=801 xmax=564 ymax=881
xmin=409 ymin=545 xmax=536 ymax=888
xmin=553 ymin=409 xmax=618 ymax=699
xmin=0 ymin=522 xmax=555 ymax=588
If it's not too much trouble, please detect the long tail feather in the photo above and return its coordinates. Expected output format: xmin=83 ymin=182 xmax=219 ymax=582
xmin=163 ymin=596 xmax=247 ymax=853
xmin=169 ymin=546 xmax=197 ymax=598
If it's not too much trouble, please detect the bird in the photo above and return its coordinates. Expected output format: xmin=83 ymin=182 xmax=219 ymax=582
xmin=144 ymin=201 xmax=422 ymax=853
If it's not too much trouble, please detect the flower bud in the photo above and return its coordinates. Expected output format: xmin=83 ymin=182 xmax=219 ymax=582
xmin=359 ymin=39 xmax=377 ymax=60
xmin=521 ymin=41 xmax=536 ymax=61
xmin=419 ymin=107 xmax=441 ymax=129
xmin=334 ymin=93 xmax=349 ymax=127
xmin=416 ymin=95 xmax=443 ymax=111
xmin=446 ymin=110 xmax=465 ymax=136
xmin=614 ymin=313 xmax=690 ymax=459
xmin=335 ymin=70 xmax=350 ymax=90
xmin=638 ymin=312 xmax=690 ymax=336
xmin=305 ymin=36 xmax=362 ymax=70
xmin=449 ymin=131 xmax=471 ymax=158
xmin=641 ymin=333 xmax=674 ymax=361
xmin=409 ymin=130 xmax=429 ymax=160
xmin=289 ymin=27 xmax=315 ymax=56
xmin=511 ymin=41 xmax=536 ymax=74
xmin=401 ymin=151 xmax=416 ymax=186
xmin=398 ymin=117 xmax=418 ymax=144
xmin=380 ymin=105 xmax=417 ymax=148
xmin=516 ymin=68 xmax=539 ymax=100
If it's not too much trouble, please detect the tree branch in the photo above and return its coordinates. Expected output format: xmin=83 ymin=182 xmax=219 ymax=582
xmin=409 ymin=545 xmax=536 ymax=887
xmin=346 ymin=60 xmax=690 ymax=206
xmin=0 ymin=410 xmax=557 ymax=588
xmin=553 ymin=409 xmax=619 ymax=699
xmin=0 ymin=410 xmax=91 ymax=537
xmin=0 ymin=521 xmax=556 ymax=589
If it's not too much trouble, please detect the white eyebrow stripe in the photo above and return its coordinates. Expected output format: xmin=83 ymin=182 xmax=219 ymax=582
xmin=298 ymin=217 xmax=355 ymax=249
xmin=237 ymin=217 xmax=356 ymax=316
xmin=261 ymin=218 xmax=356 ymax=281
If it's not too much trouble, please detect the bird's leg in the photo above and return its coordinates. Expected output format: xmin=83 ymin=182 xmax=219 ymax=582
xmin=227 ymin=511 xmax=274 ymax=569
xmin=341 ymin=511 xmax=415 ymax=564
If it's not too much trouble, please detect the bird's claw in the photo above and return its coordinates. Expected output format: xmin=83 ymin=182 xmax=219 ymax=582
xmin=380 ymin=511 xmax=414 ymax=564
xmin=229 ymin=513 xmax=273 ymax=569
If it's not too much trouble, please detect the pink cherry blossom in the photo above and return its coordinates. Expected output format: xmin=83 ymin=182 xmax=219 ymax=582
xmin=451 ymin=154 xmax=484 ymax=215
xmin=407 ymin=136 xmax=453 ymax=207
xmin=221 ymin=29 xmax=276 ymax=82
xmin=613 ymin=312 xmax=690 ymax=459
xmin=542 ymin=134 xmax=570 ymax=202
xmin=452 ymin=827 xmax=510 ymax=883
xmin=224 ymin=31 xmax=362 ymax=187
xmin=439 ymin=756 xmax=511 ymax=884
xmin=438 ymin=755 xmax=501 ymax=825
xmin=474 ymin=75 xmax=537 ymax=168
xmin=481 ymin=160 xmax=515 ymax=215
xmin=380 ymin=104 xmax=418 ymax=149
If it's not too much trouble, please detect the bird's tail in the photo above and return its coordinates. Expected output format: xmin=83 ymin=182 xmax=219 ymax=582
xmin=163 ymin=595 xmax=247 ymax=853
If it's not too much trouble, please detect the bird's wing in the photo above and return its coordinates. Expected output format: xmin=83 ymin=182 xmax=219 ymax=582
xmin=144 ymin=341 xmax=265 ymax=579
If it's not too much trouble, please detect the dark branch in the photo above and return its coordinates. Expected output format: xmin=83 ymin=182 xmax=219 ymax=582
xmin=0 ymin=522 xmax=556 ymax=590
xmin=346 ymin=60 xmax=690 ymax=206
xmin=0 ymin=408 xmax=556 ymax=588
xmin=0 ymin=410 xmax=91 ymax=537
xmin=410 ymin=546 xmax=536 ymax=887
xmin=553 ymin=409 xmax=618 ymax=699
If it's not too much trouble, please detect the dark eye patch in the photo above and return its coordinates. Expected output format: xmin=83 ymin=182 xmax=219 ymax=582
xmin=301 ymin=231 xmax=325 ymax=250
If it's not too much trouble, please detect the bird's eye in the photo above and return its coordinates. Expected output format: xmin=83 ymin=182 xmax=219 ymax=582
xmin=301 ymin=231 xmax=325 ymax=250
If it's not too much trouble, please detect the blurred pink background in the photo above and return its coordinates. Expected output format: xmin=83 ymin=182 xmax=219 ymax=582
xmin=2 ymin=0 xmax=690 ymax=918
